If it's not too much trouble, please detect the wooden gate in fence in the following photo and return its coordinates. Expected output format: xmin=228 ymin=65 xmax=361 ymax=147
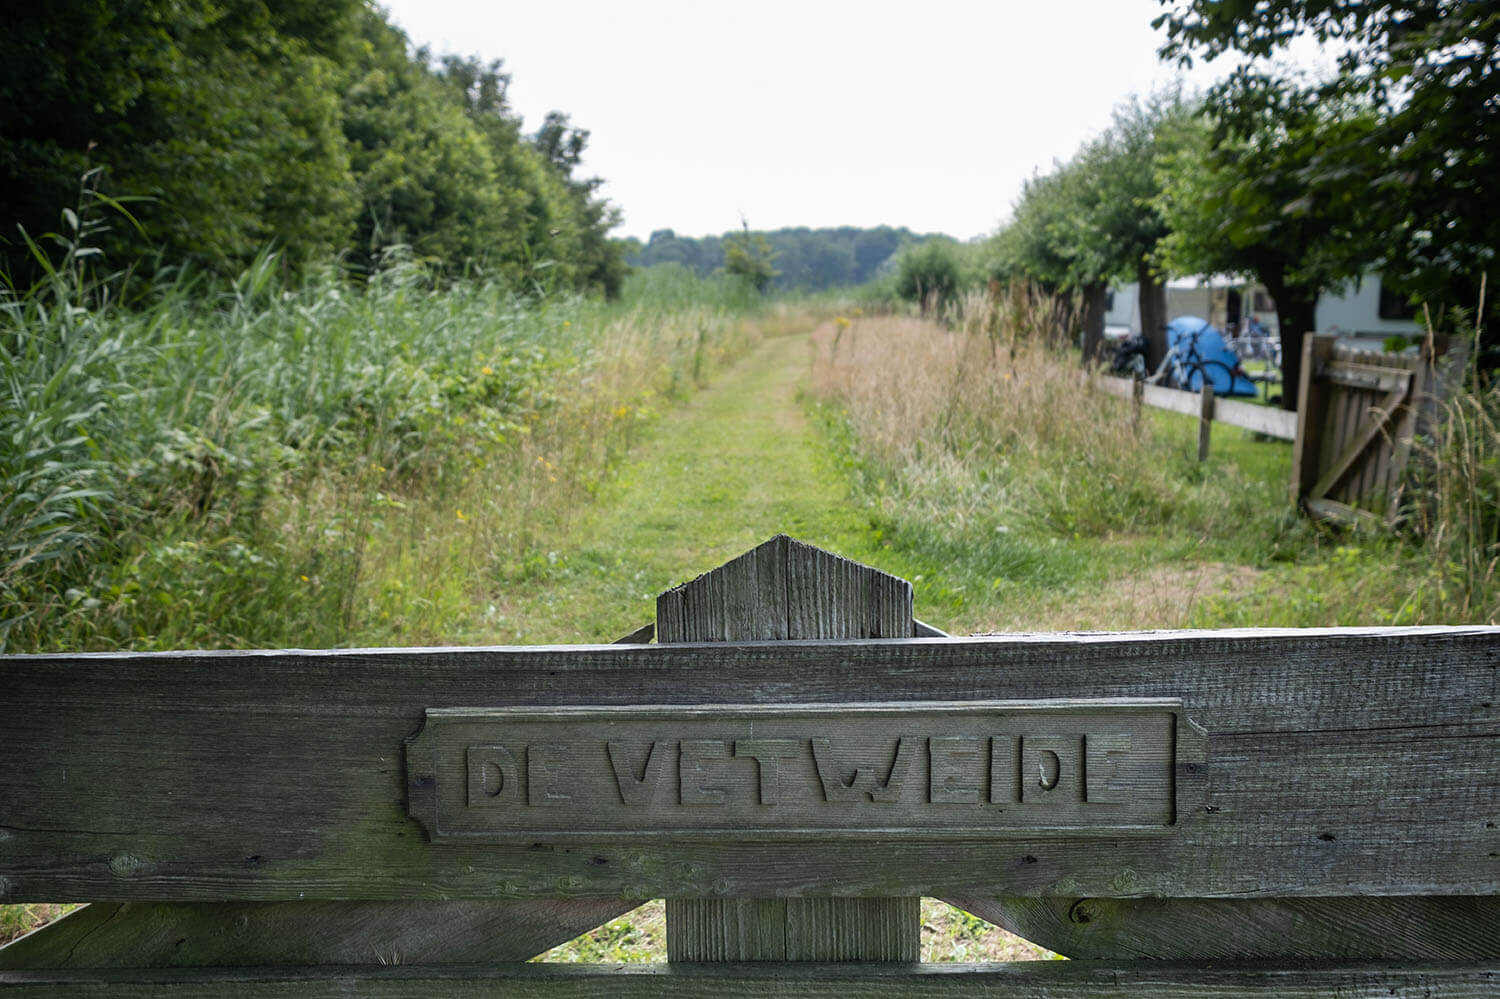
xmin=1291 ymin=333 xmax=1435 ymax=523
xmin=2 ymin=535 xmax=1498 ymax=995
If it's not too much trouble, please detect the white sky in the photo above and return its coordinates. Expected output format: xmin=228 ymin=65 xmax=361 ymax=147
xmin=374 ymin=0 xmax=1308 ymax=242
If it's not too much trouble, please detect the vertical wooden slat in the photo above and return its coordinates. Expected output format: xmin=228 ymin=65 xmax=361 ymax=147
xmin=658 ymin=535 xmax=919 ymax=961
xmin=1291 ymin=333 xmax=1338 ymax=506
xmin=1197 ymin=381 xmax=1214 ymax=462
xmin=1386 ymin=357 xmax=1425 ymax=523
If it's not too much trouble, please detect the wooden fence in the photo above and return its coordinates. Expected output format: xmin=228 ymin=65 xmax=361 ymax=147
xmin=1095 ymin=373 xmax=1298 ymax=442
xmin=1 ymin=535 xmax=1498 ymax=995
xmin=1098 ymin=333 xmax=1448 ymax=521
xmin=1291 ymin=333 xmax=1434 ymax=524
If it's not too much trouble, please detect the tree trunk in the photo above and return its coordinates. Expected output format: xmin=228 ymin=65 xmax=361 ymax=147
xmin=1080 ymin=281 xmax=1108 ymax=363
xmin=1265 ymin=278 xmax=1319 ymax=412
xmin=1137 ymin=260 xmax=1168 ymax=372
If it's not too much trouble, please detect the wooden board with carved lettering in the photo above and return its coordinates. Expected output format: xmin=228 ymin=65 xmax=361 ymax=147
xmin=406 ymin=700 xmax=1194 ymax=840
xmin=0 ymin=627 xmax=1497 ymax=903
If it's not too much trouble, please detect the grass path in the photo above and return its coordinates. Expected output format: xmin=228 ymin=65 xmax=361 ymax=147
xmin=503 ymin=327 xmax=1052 ymax=962
xmin=487 ymin=329 xmax=884 ymax=645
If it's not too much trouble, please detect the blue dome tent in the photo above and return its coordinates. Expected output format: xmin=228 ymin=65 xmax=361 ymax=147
xmin=1166 ymin=316 xmax=1259 ymax=396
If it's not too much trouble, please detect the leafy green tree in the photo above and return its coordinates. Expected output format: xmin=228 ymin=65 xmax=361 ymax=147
xmin=895 ymin=238 xmax=965 ymax=313
xmin=1155 ymin=80 xmax=1378 ymax=409
xmin=992 ymin=92 xmax=1192 ymax=364
xmin=343 ymin=45 xmax=505 ymax=275
xmin=723 ymin=221 xmax=779 ymax=293
xmin=1156 ymin=0 xmax=1499 ymax=324
xmin=1 ymin=0 xmax=361 ymax=280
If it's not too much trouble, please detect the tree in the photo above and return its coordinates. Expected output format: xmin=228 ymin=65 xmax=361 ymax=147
xmin=722 ymin=220 xmax=778 ymax=293
xmin=990 ymin=92 xmax=1192 ymax=363
xmin=1083 ymin=93 xmax=1194 ymax=368
xmin=0 ymin=0 xmax=362 ymax=280
xmin=895 ymin=239 xmax=966 ymax=314
xmin=1155 ymin=79 xmax=1378 ymax=410
xmin=1156 ymin=0 xmax=1500 ymax=326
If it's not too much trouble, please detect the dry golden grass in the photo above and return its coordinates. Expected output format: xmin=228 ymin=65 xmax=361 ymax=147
xmin=810 ymin=311 xmax=1152 ymax=505
xmin=805 ymin=294 xmax=1302 ymax=635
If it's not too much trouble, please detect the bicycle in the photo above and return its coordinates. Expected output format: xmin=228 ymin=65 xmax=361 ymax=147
xmin=1145 ymin=325 xmax=1239 ymax=393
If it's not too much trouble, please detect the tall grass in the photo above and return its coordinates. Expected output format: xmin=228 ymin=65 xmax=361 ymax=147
xmin=0 ymin=241 xmax=763 ymax=652
xmin=807 ymin=290 xmax=1310 ymax=629
xmin=1403 ymin=325 xmax=1500 ymax=622
xmin=811 ymin=299 xmax=1292 ymax=541
xmin=810 ymin=286 xmax=1499 ymax=628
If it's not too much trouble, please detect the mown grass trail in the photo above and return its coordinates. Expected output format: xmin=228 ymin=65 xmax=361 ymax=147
xmin=487 ymin=329 xmax=885 ymax=644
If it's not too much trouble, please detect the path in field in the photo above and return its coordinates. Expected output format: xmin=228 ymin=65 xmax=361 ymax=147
xmin=492 ymin=330 xmax=880 ymax=644
xmin=507 ymin=328 xmax=1054 ymax=964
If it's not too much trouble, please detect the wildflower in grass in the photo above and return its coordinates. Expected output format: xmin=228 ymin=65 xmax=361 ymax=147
xmin=615 ymin=405 xmax=629 ymax=419
xmin=481 ymin=365 xmax=494 ymax=376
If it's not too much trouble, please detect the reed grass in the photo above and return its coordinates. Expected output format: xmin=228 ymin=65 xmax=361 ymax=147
xmin=0 ymin=241 xmax=764 ymax=652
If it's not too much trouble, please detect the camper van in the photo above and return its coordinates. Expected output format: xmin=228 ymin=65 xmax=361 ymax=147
xmin=1104 ymin=274 xmax=1421 ymax=348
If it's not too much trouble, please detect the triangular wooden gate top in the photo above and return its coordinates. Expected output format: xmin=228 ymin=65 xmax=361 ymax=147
xmin=657 ymin=534 xmax=920 ymax=961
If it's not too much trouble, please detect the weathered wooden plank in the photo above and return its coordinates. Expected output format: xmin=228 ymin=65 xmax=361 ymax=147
xmin=1310 ymin=383 xmax=1408 ymax=500
xmin=945 ymin=895 xmax=1500 ymax=961
xmin=0 ymin=961 xmax=1496 ymax=997
xmin=409 ymin=700 xmax=1189 ymax=841
xmin=1291 ymin=333 xmax=1338 ymax=504
xmin=1326 ymin=362 xmax=1414 ymax=394
xmin=665 ymin=897 xmax=920 ymax=961
xmin=0 ymin=898 xmax=638 ymax=969
xmin=0 ymin=618 xmax=664 ymax=972
xmin=2 ymin=628 xmax=1497 ymax=902
xmin=1305 ymin=496 xmax=1382 ymax=526
xmin=1203 ymin=396 xmax=1297 ymax=440
xmin=658 ymin=536 xmax=917 ymax=961
xmin=1197 ymin=382 xmax=1214 ymax=460
xmin=1094 ymin=377 xmax=1297 ymax=439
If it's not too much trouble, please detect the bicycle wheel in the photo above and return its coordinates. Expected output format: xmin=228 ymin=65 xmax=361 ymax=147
xmin=1187 ymin=360 xmax=1236 ymax=394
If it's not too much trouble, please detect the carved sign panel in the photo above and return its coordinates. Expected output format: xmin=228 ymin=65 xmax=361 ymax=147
xmin=405 ymin=700 xmax=1192 ymax=841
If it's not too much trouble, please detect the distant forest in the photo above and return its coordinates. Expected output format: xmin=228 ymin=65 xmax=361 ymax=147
xmin=622 ymin=226 xmax=943 ymax=292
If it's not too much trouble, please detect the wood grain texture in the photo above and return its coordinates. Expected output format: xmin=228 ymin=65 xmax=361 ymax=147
xmin=0 ymin=898 xmax=638 ymax=969
xmin=1 ymin=627 xmax=1497 ymax=902
xmin=1197 ymin=382 xmax=1214 ymax=461
xmin=0 ymin=960 xmax=1496 ymax=996
xmin=658 ymin=536 xmax=918 ymax=961
xmin=945 ymin=895 xmax=1500 ymax=961
xmin=1291 ymin=333 xmax=1338 ymax=505
xmin=1094 ymin=377 xmax=1297 ymax=440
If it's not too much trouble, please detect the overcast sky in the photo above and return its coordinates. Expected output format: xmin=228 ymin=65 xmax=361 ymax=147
xmin=375 ymin=1 xmax=1300 ymax=242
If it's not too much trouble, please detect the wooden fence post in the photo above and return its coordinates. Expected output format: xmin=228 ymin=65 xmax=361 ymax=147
xmin=1290 ymin=333 xmax=1338 ymax=506
xmin=656 ymin=535 xmax=920 ymax=962
xmin=1197 ymin=381 xmax=1215 ymax=461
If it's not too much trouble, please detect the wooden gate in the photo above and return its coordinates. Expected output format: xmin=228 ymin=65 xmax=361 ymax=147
xmin=2 ymin=535 xmax=1498 ymax=995
xmin=1291 ymin=333 xmax=1434 ymax=522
